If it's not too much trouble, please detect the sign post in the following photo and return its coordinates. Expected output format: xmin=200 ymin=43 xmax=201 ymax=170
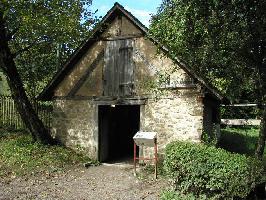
xmin=133 ymin=131 xmax=158 ymax=179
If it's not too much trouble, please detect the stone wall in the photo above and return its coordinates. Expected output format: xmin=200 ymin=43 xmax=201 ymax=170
xmin=51 ymin=88 xmax=204 ymax=161
xmin=51 ymin=99 xmax=98 ymax=159
xmin=140 ymin=89 xmax=204 ymax=158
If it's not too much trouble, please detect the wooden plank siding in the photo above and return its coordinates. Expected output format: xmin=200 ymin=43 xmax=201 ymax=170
xmin=0 ymin=96 xmax=52 ymax=130
xmin=103 ymin=39 xmax=135 ymax=97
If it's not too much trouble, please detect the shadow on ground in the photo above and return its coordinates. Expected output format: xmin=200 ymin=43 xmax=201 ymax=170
xmin=219 ymin=129 xmax=258 ymax=156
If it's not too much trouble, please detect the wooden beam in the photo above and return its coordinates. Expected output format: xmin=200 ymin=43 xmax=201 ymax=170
xmin=221 ymin=103 xmax=266 ymax=107
xmin=221 ymin=119 xmax=261 ymax=125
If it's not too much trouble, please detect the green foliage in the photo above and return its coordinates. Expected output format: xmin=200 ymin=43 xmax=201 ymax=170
xmin=219 ymin=127 xmax=261 ymax=156
xmin=0 ymin=130 xmax=92 ymax=178
xmin=1 ymin=0 xmax=95 ymax=98
xmin=201 ymin=124 xmax=219 ymax=146
xmin=219 ymin=126 xmax=266 ymax=169
xmin=150 ymin=0 xmax=266 ymax=160
xmin=201 ymin=131 xmax=217 ymax=146
xmin=221 ymin=106 xmax=259 ymax=119
xmin=164 ymin=141 xmax=265 ymax=199
xmin=161 ymin=190 xmax=210 ymax=200
xmin=149 ymin=0 xmax=266 ymax=102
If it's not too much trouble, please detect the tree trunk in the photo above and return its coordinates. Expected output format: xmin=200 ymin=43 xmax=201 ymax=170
xmin=255 ymin=106 xmax=266 ymax=159
xmin=0 ymin=12 xmax=54 ymax=144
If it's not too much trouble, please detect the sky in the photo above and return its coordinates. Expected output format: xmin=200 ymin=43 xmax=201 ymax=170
xmin=91 ymin=0 xmax=162 ymax=27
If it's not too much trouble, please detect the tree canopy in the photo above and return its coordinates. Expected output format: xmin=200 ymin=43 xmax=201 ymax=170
xmin=0 ymin=0 xmax=95 ymax=144
xmin=1 ymin=0 xmax=95 ymax=98
xmin=150 ymin=0 xmax=266 ymax=102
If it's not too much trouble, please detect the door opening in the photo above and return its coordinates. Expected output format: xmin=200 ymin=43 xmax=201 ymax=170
xmin=98 ymin=105 xmax=140 ymax=162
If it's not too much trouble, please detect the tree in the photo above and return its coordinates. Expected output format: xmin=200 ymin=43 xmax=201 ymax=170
xmin=149 ymin=0 xmax=266 ymax=159
xmin=0 ymin=0 xmax=94 ymax=144
xmin=4 ymin=0 xmax=94 ymax=98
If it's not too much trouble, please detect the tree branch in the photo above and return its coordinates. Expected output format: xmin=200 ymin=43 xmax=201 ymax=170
xmin=12 ymin=43 xmax=36 ymax=58
xmin=12 ymin=39 xmax=52 ymax=58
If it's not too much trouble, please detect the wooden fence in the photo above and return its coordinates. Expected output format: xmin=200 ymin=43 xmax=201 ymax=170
xmin=221 ymin=104 xmax=261 ymax=126
xmin=0 ymin=96 xmax=52 ymax=130
xmin=221 ymin=119 xmax=261 ymax=126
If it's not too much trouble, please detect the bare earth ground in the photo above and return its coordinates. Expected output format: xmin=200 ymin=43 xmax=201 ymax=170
xmin=0 ymin=164 xmax=168 ymax=200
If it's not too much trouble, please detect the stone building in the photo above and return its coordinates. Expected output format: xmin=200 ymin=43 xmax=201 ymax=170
xmin=39 ymin=3 xmax=226 ymax=162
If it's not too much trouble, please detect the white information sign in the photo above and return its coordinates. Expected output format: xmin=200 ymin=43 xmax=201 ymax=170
xmin=133 ymin=131 xmax=157 ymax=147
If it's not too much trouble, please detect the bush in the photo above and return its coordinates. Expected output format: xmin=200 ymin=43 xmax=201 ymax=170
xmin=161 ymin=190 xmax=210 ymax=200
xmin=164 ymin=141 xmax=265 ymax=199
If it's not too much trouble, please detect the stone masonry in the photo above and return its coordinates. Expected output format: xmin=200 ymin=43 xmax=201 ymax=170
xmin=52 ymin=100 xmax=98 ymax=159
xmin=140 ymin=89 xmax=204 ymax=158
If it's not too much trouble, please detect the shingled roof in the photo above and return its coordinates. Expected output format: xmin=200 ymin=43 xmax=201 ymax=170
xmin=38 ymin=2 xmax=227 ymax=103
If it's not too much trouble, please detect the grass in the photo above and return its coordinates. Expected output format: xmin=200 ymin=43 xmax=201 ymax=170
xmin=136 ymin=160 xmax=166 ymax=180
xmin=219 ymin=126 xmax=265 ymax=156
xmin=219 ymin=126 xmax=266 ymax=168
xmin=219 ymin=126 xmax=266 ymax=167
xmin=0 ymin=129 xmax=94 ymax=178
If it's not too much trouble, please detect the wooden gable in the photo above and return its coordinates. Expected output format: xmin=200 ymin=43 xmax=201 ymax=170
xmin=53 ymin=14 xmax=142 ymax=98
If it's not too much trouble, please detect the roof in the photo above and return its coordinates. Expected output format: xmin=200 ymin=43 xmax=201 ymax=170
xmin=38 ymin=2 xmax=227 ymax=103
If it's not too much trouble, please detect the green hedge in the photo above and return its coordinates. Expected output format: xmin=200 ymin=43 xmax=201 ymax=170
xmin=164 ymin=141 xmax=265 ymax=199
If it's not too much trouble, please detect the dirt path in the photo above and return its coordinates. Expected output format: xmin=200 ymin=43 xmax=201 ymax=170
xmin=0 ymin=164 xmax=168 ymax=200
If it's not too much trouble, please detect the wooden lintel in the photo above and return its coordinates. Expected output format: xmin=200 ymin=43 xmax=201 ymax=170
xmin=52 ymin=96 xmax=148 ymax=105
xmin=53 ymin=96 xmax=116 ymax=101
xmin=93 ymin=96 xmax=148 ymax=105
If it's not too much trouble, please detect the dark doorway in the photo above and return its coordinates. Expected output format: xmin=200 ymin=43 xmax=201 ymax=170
xmin=98 ymin=105 xmax=140 ymax=162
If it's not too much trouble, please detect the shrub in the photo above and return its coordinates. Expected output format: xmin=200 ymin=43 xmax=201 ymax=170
xmin=201 ymin=130 xmax=218 ymax=146
xmin=161 ymin=190 xmax=210 ymax=200
xmin=164 ymin=141 xmax=265 ymax=199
